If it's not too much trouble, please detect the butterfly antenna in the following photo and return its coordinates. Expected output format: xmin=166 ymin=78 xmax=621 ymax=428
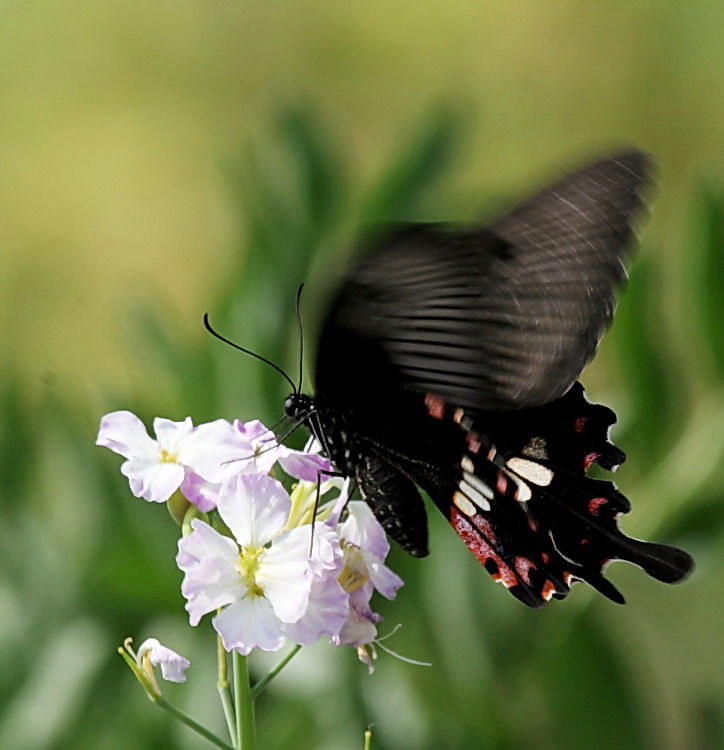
xmin=295 ymin=283 xmax=305 ymax=392
xmin=203 ymin=313 xmax=297 ymax=394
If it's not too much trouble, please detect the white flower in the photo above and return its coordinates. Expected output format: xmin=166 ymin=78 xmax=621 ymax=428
xmin=122 ymin=636 xmax=191 ymax=696
xmin=136 ymin=637 xmax=190 ymax=684
xmin=177 ymin=472 xmax=348 ymax=654
xmin=332 ymin=502 xmax=404 ymax=664
xmin=339 ymin=502 xmax=404 ymax=602
xmin=96 ymin=411 xmax=247 ymax=506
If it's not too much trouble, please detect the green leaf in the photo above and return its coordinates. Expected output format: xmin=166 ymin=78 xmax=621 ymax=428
xmin=685 ymin=188 xmax=724 ymax=382
xmin=359 ymin=108 xmax=462 ymax=225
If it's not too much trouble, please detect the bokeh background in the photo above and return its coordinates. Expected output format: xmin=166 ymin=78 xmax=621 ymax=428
xmin=2 ymin=1 xmax=723 ymax=748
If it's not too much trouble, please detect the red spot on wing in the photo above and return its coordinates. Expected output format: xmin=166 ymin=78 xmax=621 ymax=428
xmin=514 ymin=556 xmax=536 ymax=585
xmin=541 ymin=580 xmax=557 ymax=601
xmin=574 ymin=416 xmax=588 ymax=434
xmin=424 ymin=393 xmax=446 ymax=420
xmin=450 ymin=508 xmax=517 ymax=588
xmin=583 ymin=452 xmax=600 ymax=471
xmin=587 ymin=497 xmax=608 ymax=515
xmin=466 ymin=433 xmax=482 ymax=454
xmin=496 ymin=472 xmax=508 ymax=496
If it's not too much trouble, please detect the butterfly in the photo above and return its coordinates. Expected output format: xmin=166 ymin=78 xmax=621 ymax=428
xmin=283 ymin=150 xmax=694 ymax=607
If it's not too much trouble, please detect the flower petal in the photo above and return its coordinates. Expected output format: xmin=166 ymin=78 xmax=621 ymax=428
xmin=333 ymin=595 xmax=381 ymax=648
xmin=177 ymin=518 xmax=239 ymax=568
xmin=238 ymin=419 xmax=271 ymax=442
xmin=218 ymin=473 xmax=290 ymax=548
xmin=153 ymin=416 xmax=194 ymax=453
xmin=175 ymin=419 xmax=252 ymax=483
xmin=121 ymin=459 xmax=184 ymax=503
xmin=341 ymin=501 xmax=390 ymax=560
xmin=282 ymin=577 xmax=349 ymax=645
xmin=257 ymin=526 xmax=312 ymax=623
xmin=180 ymin=471 xmax=221 ymax=512
xmin=233 ymin=420 xmax=280 ymax=474
xmin=325 ymin=478 xmax=352 ymax=526
xmin=213 ymin=597 xmax=285 ymax=655
xmin=278 ymin=451 xmax=334 ymax=482
xmin=137 ymin=638 xmax=190 ymax=683
xmin=364 ymin=557 xmax=404 ymax=600
xmin=308 ymin=522 xmax=344 ymax=576
xmin=97 ymin=411 xmax=158 ymax=460
xmin=177 ymin=520 xmax=245 ymax=625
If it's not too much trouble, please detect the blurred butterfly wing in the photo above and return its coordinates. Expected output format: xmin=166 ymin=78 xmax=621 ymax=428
xmin=316 ymin=151 xmax=652 ymax=412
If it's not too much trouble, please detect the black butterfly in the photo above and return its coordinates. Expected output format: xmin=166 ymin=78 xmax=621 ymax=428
xmin=283 ymin=151 xmax=694 ymax=607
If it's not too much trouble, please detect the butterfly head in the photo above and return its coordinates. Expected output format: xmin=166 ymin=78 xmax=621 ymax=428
xmin=283 ymin=393 xmax=315 ymax=422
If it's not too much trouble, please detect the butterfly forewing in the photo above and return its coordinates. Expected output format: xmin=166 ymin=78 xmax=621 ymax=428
xmin=317 ymin=151 xmax=653 ymax=413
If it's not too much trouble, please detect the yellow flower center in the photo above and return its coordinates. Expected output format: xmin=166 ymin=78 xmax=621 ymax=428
xmin=338 ymin=546 xmax=368 ymax=593
xmin=238 ymin=547 xmax=264 ymax=598
xmin=159 ymin=448 xmax=177 ymax=463
xmin=338 ymin=566 xmax=367 ymax=593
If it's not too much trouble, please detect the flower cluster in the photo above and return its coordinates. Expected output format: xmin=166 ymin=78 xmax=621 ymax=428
xmin=98 ymin=411 xmax=403 ymax=666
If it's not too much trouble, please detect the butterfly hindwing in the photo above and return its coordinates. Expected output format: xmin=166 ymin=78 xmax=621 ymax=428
xmin=354 ymin=452 xmax=429 ymax=558
xmin=402 ymin=385 xmax=692 ymax=605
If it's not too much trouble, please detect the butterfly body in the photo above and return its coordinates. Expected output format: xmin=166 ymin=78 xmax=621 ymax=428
xmin=284 ymin=151 xmax=694 ymax=606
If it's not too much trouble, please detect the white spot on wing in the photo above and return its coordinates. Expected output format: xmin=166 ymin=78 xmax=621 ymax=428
xmin=458 ymin=474 xmax=492 ymax=512
xmin=507 ymin=457 xmax=554 ymax=486
xmin=463 ymin=472 xmax=494 ymax=501
xmin=512 ymin=478 xmax=532 ymax=503
xmin=453 ymin=490 xmax=478 ymax=517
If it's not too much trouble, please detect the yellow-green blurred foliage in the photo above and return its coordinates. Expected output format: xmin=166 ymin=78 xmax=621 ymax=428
xmin=1 ymin=1 xmax=723 ymax=749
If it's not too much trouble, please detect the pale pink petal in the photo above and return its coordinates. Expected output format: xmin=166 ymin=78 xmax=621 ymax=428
xmin=232 ymin=420 xmax=280 ymax=473
xmin=333 ymin=597 xmax=380 ymax=648
xmin=137 ymin=638 xmax=190 ymax=682
xmin=282 ymin=578 xmax=349 ymax=645
xmin=364 ymin=557 xmax=404 ymax=600
xmin=341 ymin=501 xmax=390 ymax=560
xmin=307 ymin=522 xmax=344 ymax=576
xmin=325 ymin=478 xmax=352 ymax=526
xmin=180 ymin=471 xmax=221 ymax=512
xmin=176 ymin=419 xmax=251 ymax=482
xmin=177 ymin=518 xmax=239 ymax=567
xmin=180 ymin=558 xmax=243 ymax=626
xmin=153 ymin=417 xmax=194 ymax=451
xmin=177 ymin=520 xmax=245 ymax=624
xmin=96 ymin=411 xmax=158 ymax=459
xmin=278 ymin=451 xmax=334 ymax=482
xmin=121 ymin=459 xmax=184 ymax=503
xmin=257 ymin=527 xmax=312 ymax=623
xmin=238 ymin=419 xmax=272 ymax=442
xmin=218 ymin=473 xmax=289 ymax=548
xmin=213 ymin=598 xmax=285 ymax=655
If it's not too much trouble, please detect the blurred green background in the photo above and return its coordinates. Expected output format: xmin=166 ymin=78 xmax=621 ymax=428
xmin=1 ymin=1 xmax=723 ymax=748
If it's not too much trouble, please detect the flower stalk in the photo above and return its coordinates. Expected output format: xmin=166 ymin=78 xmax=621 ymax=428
xmin=156 ymin=696 xmax=235 ymax=750
xmin=251 ymin=644 xmax=302 ymax=699
xmin=218 ymin=636 xmax=237 ymax=747
xmin=233 ymin=651 xmax=256 ymax=750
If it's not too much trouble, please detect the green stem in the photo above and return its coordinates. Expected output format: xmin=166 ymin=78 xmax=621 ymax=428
xmin=251 ymin=644 xmax=302 ymax=699
xmin=156 ymin=696 xmax=234 ymax=750
xmin=217 ymin=636 xmax=237 ymax=747
xmin=364 ymin=728 xmax=372 ymax=750
xmin=233 ymin=651 xmax=256 ymax=750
